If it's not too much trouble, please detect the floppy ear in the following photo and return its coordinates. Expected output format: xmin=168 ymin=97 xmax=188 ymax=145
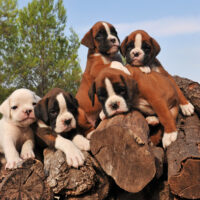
xmin=81 ymin=28 xmax=95 ymax=49
xmin=150 ymin=37 xmax=160 ymax=57
xmin=0 ymin=97 xmax=10 ymax=118
xmin=88 ymin=81 xmax=96 ymax=106
xmin=120 ymin=36 xmax=128 ymax=57
xmin=34 ymin=98 xmax=49 ymax=125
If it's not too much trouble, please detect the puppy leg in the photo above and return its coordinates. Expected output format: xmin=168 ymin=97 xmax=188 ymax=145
xmin=3 ymin=137 xmax=23 ymax=169
xmin=20 ymin=139 xmax=35 ymax=160
xmin=55 ymin=135 xmax=85 ymax=168
xmin=146 ymin=116 xmax=159 ymax=126
xmin=72 ymin=134 xmax=90 ymax=151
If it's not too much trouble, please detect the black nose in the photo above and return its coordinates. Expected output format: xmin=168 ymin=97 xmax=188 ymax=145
xmin=25 ymin=110 xmax=32 ymax=115
xmin=110 ymin=38 xmax=116 ymax=43
xmin=65 ymin=118 xmax=72 ymax=125
xmin=111 ymin=102 xmax=119 ymax=110
xmin=134 ymin=52 xmax=139 ymax=57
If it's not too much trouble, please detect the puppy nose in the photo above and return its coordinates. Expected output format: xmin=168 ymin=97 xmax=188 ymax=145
xmin=111 ymin=102 xmax=119 ymax=110
xmin=110 ymin=38 xmax=116 ymax=43
xmin=64 ymin=118 xmax=72 ymax=125
xmin=134 ymin=52 xmax=139 ymax=57
xmin=25 ymin=109 xmax=32 ymax=115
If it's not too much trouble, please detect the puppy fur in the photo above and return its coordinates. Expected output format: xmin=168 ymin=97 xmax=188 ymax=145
xmin=88 ymin=67 xmax=138 ymax=119
xmin=0 ymin=88 xmax=40 ymax=169
xmin=121 ymin=30 xmax=194 ymax=117
xmin=76 ymin=21 xmax=122 ymax=127
xmin=34 ymin=88 xmax=90 ymax=168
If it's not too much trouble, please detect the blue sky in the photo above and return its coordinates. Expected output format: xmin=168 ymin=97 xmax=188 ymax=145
xmin=18 ymin=0 xmax=200 ymax=83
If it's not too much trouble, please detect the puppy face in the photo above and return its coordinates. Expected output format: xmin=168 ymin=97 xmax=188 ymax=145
xmin=35 ymin=88 xmax=78 ymax=134
xmin=89 ymin=68 xmax=138 ymax=118
xmin=81 ymin=21 xmax=120 ymax=55
xmin=0 ymin=88 xmax=40 ymax=127
xmin=121 ymin=30 xmax=160 ymax=66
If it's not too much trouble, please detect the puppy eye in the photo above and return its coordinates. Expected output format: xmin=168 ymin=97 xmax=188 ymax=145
xmin=32 ymin=102 xmax=37 ymax=106
xmin=11 ymin=106 xmax=18 ymax=110
xmin=50 ymin=110 xmax=58 ymax=116
xmin=142 ymin=43 xmax=151 ymax=50
xmin=110 ymin=27 xmax=117 ymax=36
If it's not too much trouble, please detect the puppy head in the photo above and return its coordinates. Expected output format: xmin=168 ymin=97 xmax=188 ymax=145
xmin=121 ymin=30 xmax=160 ymax=66
xmin=81 ymin=21 xmax=120 ymax=55
xmin=0 ymin=88 xmax=40 ymax=127
xmin=89 ymin=68 xmax=138 ymax=118
xmin=34 ymin=88 xmax=78 ymax=134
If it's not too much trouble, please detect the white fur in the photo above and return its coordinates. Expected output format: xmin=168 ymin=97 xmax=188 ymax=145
xmin=55 ymin=135 xmax=85 ymax=168
xmin=138 ymin=98 xmax=155 ymax=115
xmin=0 ymin=88 xmax=39 ymax=169
xmin=135 ymin=33 xmax=142 ymax=49
xmin=162 ymin=131 xmax=178 ymax=148
xmin=99 ymin=110 xmax=106 ymax=120
xmin=146 ymin=116 xmax=159 ymax=125
xmin=110 ymin=61 xmax=131 ymax=75
xmin=72 ymin=134 xmax=90 ymax=151
xmin=180 ymin=102 xmax=194 ymax=116
xmin=55 ymin=93 xmax=76 ymax=133
xmin=139 ymin=66 xmax=151 ymax=73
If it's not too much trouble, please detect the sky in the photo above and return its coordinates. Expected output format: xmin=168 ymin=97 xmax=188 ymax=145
xmin=18 ymin=0 xmax=200 ymax=83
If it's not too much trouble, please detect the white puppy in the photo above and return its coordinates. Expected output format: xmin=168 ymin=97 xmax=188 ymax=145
xmin=0 ymin=88 xmax=40 ymax=169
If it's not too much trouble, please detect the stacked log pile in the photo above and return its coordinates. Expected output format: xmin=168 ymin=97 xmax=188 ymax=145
xmin=0 ymin=76 xmax=199 ymax=200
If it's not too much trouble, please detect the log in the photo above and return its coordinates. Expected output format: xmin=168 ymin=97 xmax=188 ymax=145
xmin=90 ymin=111 xmax=159 ymax=193
xmin=43 ymin=148 xmax=110 ymax=200
xmin=167 ymin=113 xmax=200 ymax=199
xmin=0 ymin=159 xmax=53 ymax=200
xmin=174 ymin=76 xmax=200 ymax=115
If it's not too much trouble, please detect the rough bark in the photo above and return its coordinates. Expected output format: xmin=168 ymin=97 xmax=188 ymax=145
xmin=43 ymin=149 xmax=110 ymax=200
xmin=90 ymin=111 xmax=158 ymax=193
xmin=167 ymin=113 xmax=200 ymax=199
xmin=0 ymin=159 xmax=53 ymax=200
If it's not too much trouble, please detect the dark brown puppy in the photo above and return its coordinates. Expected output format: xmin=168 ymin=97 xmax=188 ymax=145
xmin=121 ymin=30 xmax=194 ymax=117
xmin=76 ymin=21 xmax=122 ymax=127
xmin=34 ymin=88 xmax=90 ymax=168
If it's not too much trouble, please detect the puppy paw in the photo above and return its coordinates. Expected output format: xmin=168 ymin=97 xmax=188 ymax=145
xmin=146 ymin=116 xmax=159 ymax=126
xmin=162 ymin=131 xmax=178 ymax=148
xmin=5 ymin=157 xmax=23 ymax=169
xmin=73 ymin=134 xmax=90 ymax=151
xmin=180 ymin=102 xmax=194 ymax=116
xmin=20 ymin=140 xmax=35 ymax=160
xmin=139 ymin=66 xmax=151 ymax=73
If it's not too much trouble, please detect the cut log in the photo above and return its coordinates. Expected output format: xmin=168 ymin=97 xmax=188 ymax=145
xmin=167 ymin=113 xmax=200 ymax=199
xmin=90 ymin=111 xmax=158 ymax=193
xmin=0 ymin=159 xmax=53 ymax=200
xmin=43 ymin=149 xmax=110 ymax=200
xmin=174 ymin=76 xmax=200 ymax=115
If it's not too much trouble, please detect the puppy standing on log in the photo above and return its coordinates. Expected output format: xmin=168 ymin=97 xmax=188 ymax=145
xmin=76 ymin=21 xmax=122 ymax=127
xmin=34 ymin=88 xmax=90 ymax=168
xmin=0 ymin=88 xmax=40 ymax=169
xmin=120 ymin=30 xmax=194 ymax=117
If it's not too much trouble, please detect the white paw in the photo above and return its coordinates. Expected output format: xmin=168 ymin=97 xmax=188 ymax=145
xmin=5 ymin=157 xmax=23 ymax=169
xmin=180 ymin=102 xmax=194 ymax=116
xmin=86 ymin=130 xmax=95 ymax=139
xmin=20 ymin=140 xmax=35 ymax=159
xmin=139 ymin=66 xmax=151 ymax=73
xmin=146 ymin=116 xmax=159 ymax=125
xmin=73 ymin=134 xmax=90 ymax=151
xmin=162 ymin=131 xmax=178 ymax=148
xmin=99 ymin=110 xmax=106 ymax=120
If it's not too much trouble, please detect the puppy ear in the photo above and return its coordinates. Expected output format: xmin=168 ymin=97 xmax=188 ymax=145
xmin=120 ymin=36 xmax=128 ymax=57
xmin=150 ymin=37 xmax=160 ymax=57
xmin=88 ymin=81 xmax=96 ymax=106
xmin=81 ymin=29 xmax=95 ymax=49
xmin=0 ymin=97 xmax=10 ymax=118
xmin=34 ymin=98 xmax=49 ymax=124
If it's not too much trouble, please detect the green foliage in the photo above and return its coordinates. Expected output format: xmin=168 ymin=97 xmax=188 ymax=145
xmin=0 ymin=0 xmax=81 ymax=100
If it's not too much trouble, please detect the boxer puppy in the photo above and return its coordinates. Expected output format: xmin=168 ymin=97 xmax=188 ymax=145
xmin=121 ymin=30 xmax=194 ymax=117
xmin=0 ymin=88 xmax=40 ymax=169
xmin=76 ymin=21 xmax=122 ymax=127
xmin=34 ymin=88 xmax=90 ymax=168
xmin=88 ymin=68 xmax=138 ymax=120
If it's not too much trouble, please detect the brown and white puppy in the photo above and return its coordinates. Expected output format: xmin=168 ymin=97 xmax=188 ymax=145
xmin=76 ymin=21 xmax=122 ymax=127
xmin=126 ymin=66 xmax=180 ymax=148
xmin=34 ymin=88 xmax=90 ymax=168
xmin=0 ymin=88 xmax=40 ymax=169
xmin=121 ymin=30 xmax=194 ymax=117
xmin=88 ymin=67 xmax=138 ymax=120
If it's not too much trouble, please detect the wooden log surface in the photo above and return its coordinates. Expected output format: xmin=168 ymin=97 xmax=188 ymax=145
xmin=167 ymin=113 xmax=200 ymax=199
xmin=90 ymin=111 xmax=159 ymax=193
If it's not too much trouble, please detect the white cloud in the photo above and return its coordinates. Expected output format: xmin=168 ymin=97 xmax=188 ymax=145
xmin=114 ymin=16 xmax=200 ymax=38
